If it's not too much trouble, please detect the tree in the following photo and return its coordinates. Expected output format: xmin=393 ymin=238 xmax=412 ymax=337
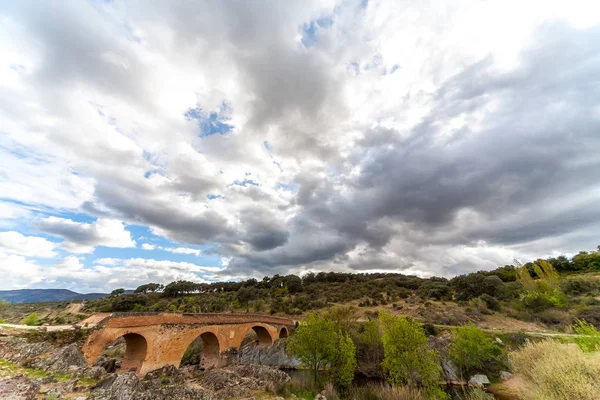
xmin=449 ymin=322 xmax=501 ymax=377
xmin=237 ymin=287 xmax=258 ymax=310
xmin=285 ymin=275 xmax=303 ymax=293
xmin=163 ymin=280 xmax=201 ymax=297
xmin=418 ymin=279 xmax=452 ymax=300
xmin=379 ymin=311 xmax=442 ymax=392
xmin=287 ymin=312 xmax=337 ymax=385
xmin=332 ymin=331 xmax=357 ymax=389
xmin=110 ymin=288 xmax=125 ymax=296
xmin=21 ymin=312 xmax=40 ymax=326
xmin=134 ymin=283 xmax=164 ymax=294
xmin=451 ymin=273 xmax=504 ymax=301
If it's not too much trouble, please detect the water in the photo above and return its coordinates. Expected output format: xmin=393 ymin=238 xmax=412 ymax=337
xmin=284 ymin=369 xmax=504 ymax=399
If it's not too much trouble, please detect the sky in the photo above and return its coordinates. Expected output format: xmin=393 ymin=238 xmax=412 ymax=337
xmin=0 ymin=0 xmax=599 ymax=293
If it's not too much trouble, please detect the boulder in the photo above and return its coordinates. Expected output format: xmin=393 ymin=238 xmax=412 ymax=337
xmin=43 ymin=343 xmax=88 ymax=373
xmin=89 ymin=370 xmax=215 ymax=400
xmin=499 ymin=371 xmax=513 ymax=381
xmin=89 ymin=373 xmax=138 ymax=400
xmin=93 ymin=355 xmax=117 ymax=373
xmin=0 ymin=375 xmax=40 ymax=400
xmin=231 ymin=341 xmax=300 ymax=368
xmin=468 ymin=374 xmax=490 ymax=387
xmin=81 ymin=366 xmax=107 ymax=380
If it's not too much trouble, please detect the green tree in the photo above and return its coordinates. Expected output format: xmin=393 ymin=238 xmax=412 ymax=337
xmin=448 ymin=322 xmax=502 ymax=377
xmin=332 ymin=331 xmax=357 ymax=389
xmin=236 ymin=287 xmax=258 ymax=310
xmin=134 ymin=283 xmax=164 ymax=294
xmin=379 ymin=311 xmax=442 ymax=392
xmin=21 ymin=312 xmax=40 ymax=326
xmin=287 ymin=312 xmax=337 ymax=385
xmin=110 ymin=288 xmax=125 ymax=296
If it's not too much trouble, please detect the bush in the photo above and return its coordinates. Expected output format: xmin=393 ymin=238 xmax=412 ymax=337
xmin=421 ymin=323 xmax=438 ymax=337
xmin=576 ymin=307 xmax=600 ymax=329
xmin=561 ymin=277 xmax=599 ymax=296
xmin=478 ymin=294 xmax=500 ymax=311
xmin=572 ymin=319 xmax=600 ymax=352
xmin=510 ymin=339 xmax=600 ymax=399
xmin=448 ymin=323 xmax=502 ymax=377
xmin=21 ymin=312 xmax=40 ymax=326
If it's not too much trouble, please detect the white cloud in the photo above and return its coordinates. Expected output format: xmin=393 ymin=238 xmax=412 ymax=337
xmin=0 ymin=254 xmax=223 ymax=292
xmin=36 ymin=217 xmax=135 ymax=254
xmin=140 ymin=243 xmax=201 ymax=255
xmin=0 ymin=231 xmax=57 ymax=258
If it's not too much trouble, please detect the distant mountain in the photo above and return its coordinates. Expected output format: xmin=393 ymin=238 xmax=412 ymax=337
xmin=0 ymin=289 xmax=110 ymax=303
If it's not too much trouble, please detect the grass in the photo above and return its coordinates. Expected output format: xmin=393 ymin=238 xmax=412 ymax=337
xmin=0 ymin=359 xmax=99 ymax=386
xmin=510 ymin=339 xmax=600 ymax=399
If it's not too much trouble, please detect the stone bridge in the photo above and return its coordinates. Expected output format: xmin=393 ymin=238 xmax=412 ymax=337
xmin=82 ymin=313 xmax=295 ymax=376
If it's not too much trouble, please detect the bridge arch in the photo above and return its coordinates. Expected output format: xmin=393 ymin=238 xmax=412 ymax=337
xmin=180 ymin=331 xmax=221 ymax=368
xmin=279 ymin=327 xmax=289 ymax=339
xmin=88 ymin=331 xmax=149 ymax=374
xmin=242 ymin=324 xmax=274 ymax=348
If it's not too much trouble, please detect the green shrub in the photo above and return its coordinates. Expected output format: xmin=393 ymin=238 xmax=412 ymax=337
xmin=421 ymin=323 xmax=438 ymax=337
xmin=21 ymin=312 xmax=40 ymax=326
xmin=561 ymin=277 xmax=599 ymax=296
xmin=449 ymin=322 xmax=502 ymax=377
xmin=572 ymin=319 xmax=600 ymax=352
xmin=478 ymin=294 xmax=500 ymax=311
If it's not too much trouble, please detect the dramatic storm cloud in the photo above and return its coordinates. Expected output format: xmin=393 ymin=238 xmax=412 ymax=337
xmin=0 ymin=0 xmax=599 ymax=291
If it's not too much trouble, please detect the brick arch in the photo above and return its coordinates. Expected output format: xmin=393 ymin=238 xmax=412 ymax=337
xmin=278 ymin=327 xmax=289 ymax=339
xmin=171 ymin=326 xmax=225 ymax=369
xmin=242 ymin=323 xmax=274 ymax=347
xmin=84 ymin=329 xmax=150 ymax=374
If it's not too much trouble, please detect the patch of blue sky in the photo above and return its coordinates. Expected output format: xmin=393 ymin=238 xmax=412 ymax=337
xmin=185 ymin=102 xmax=233 ymax=137
xmin=276 ymin=183 xmax=300 ymax=192
xmin=390 ymin=64 xmax=400 ymax=74
xmin=232 ymin=179 xmax=259 ymax=187
xmin=264 ymin=140 xmax=272 ymax=151
xmin=92 ymin=236 xmax=223 ymax=271
xmin=206 ymin=194 xmax=224 ymax=200
xmin=301 ymin=14 xmax=334 ymax=48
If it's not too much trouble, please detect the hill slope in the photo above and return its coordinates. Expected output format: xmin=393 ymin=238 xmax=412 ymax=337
xmin=0 ymin=289 xmax=108 ymax=303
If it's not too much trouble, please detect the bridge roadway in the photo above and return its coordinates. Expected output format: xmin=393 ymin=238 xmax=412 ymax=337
xmin=82 ymin=312 xmax=295 ymax=376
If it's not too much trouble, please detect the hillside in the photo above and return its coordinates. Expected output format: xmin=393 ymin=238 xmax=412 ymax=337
xmin=0 ymin=289 xmax=109 ymax=304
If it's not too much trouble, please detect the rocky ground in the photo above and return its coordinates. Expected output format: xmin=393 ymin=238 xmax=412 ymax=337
xmin=0 ymin=332 xmax=292 ymax=400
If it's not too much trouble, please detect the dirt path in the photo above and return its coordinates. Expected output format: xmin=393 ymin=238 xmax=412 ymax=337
xmin=0 ymin=323 xmax=78 ymax=332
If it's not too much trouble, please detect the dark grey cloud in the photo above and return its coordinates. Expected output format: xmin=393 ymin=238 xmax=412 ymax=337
xmin=223 ymin=22 xmax=600 ymax=276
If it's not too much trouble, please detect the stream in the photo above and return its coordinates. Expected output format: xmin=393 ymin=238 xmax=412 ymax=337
xmin=285 ymin=369 xmax=508 ymax=399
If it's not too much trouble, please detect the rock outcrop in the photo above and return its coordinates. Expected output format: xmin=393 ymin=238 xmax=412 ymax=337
xmin=0 ymin=376 xmax=40 ymax=400
xmin=229 ymin=341 xmax=300 ymax=368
